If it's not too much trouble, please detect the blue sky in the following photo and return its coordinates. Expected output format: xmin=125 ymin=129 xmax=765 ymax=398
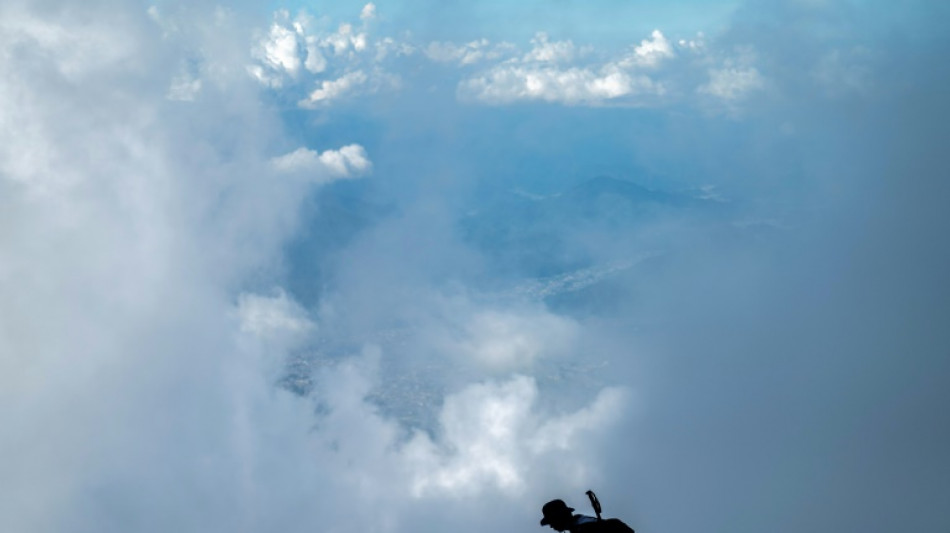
xmin=272 ymin=0 xmax=740 ymax=42
xmin=2 ymin=1 xmax=949 ymax=533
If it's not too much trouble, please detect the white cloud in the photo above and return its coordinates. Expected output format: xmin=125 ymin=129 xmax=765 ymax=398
xmin=249 ymin=13 xmax=306 ymax=87
xmin=259 ymin=20 xmax=301 ymax=76
xmin=425 ymin=33 xmax=574 ymax=68
xmin=271 ymin=144 xmax=372 ymax=179
xmin=13 ymin=3 xmax=936 ymax=532
xmin=523 ymin=32 xmax=577 ymax=63
xmin=324 ymin=22 xmax=367 ymax=56
xmin=290 ymin=346 xmax=629 ymax=517
xmin=0 ymin=4 xmax=351 ymax=530
xmin=376 ymin=37 xmax=416 ymax=62
xmin=361 ymin=3 xmax=377 ymax=21
xmin=404 ymin=376 xmax=627 ymax=497
xmin=418 ymin=304 xmax=581 ymax=372
xmin=0 ymin=6 xmax=148 ymax=191
xmin=298 ymin=70 xmax=369 ymax=106
xmin=460 ymin=64 xmax=661 ymax=105
xmin=317 ymin=144 xmax=373 ymax=175
xmin=454 ymin=29 xmax=680 ymax=106
xmin=237 ymin=290 xmax=313 ymax=337
xmin=248 ymin=7 xmax=392 ymax=95
xmin=625 ymin=29 xmax=675 ymax=67
xmin=0 ymin=5 xmax=137 ymax=81
xmin=242 ymin=14 xmax=759 ymax=112
xmin=242 ymin=11 xmax=772 ymax=112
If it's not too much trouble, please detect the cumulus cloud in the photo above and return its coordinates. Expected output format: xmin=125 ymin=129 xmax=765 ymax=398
xmin=288 ymin=349 xmax=627 ymax=522
xmin=249 ymin=13 xmax=309 ymax=87
xmin=271 ymin=144 xmax=372 ymax=179
xmin=454 ymin=30 xmax=675 ymax=106
xmin=405 ymin=376 xmax=627 ymax=497
xmin=523 ymin=32 xmax=580 ymax=63
xmin=242 ymin=10 xmax=753 ymax=111
xmin=247 ymin=5 xmax=406 ymax=105
xmin=298 ymin=70 xmax=370 ymax=105
xmin=324 ymin=22 xmax=369 ymax=56
xmin=621 ymin=29 xmax=675 ymax=67
xmin=260 ymin=19 xmax=301 ymax=75
xmin=459 ymin=64 xmax=660 ymax=105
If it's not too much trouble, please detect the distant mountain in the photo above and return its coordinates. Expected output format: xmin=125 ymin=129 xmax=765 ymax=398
xmin=548 ymin=175 xmax=703 ymax=224
xmin=562 ymin=175 xmax=681 ymax=203
xmin=459 ymin=176 xmax=712 ymax=278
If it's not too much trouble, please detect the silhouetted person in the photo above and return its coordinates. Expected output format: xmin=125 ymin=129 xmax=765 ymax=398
xmin=540 ymin=499 xmax=635 ymax=533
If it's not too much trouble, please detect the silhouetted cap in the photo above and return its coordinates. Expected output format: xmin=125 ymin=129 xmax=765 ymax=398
xmin=540 ymin=499 xmax=574 ymax=526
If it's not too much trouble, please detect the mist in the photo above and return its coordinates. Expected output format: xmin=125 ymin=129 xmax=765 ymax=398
xmin=1 ymin=1 xmax=948 ymax=533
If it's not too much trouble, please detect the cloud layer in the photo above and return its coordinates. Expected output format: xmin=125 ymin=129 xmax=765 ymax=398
xmin=2 ymin=2 xmax=949 ymax=533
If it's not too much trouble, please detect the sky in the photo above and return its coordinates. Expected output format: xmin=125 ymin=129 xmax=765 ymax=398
xmin=1 ymin=1 xmax=949 ymax=533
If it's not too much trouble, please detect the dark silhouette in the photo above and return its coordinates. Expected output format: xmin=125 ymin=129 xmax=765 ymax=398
xmin=539 ymin=493 xmax=635 ymax=533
